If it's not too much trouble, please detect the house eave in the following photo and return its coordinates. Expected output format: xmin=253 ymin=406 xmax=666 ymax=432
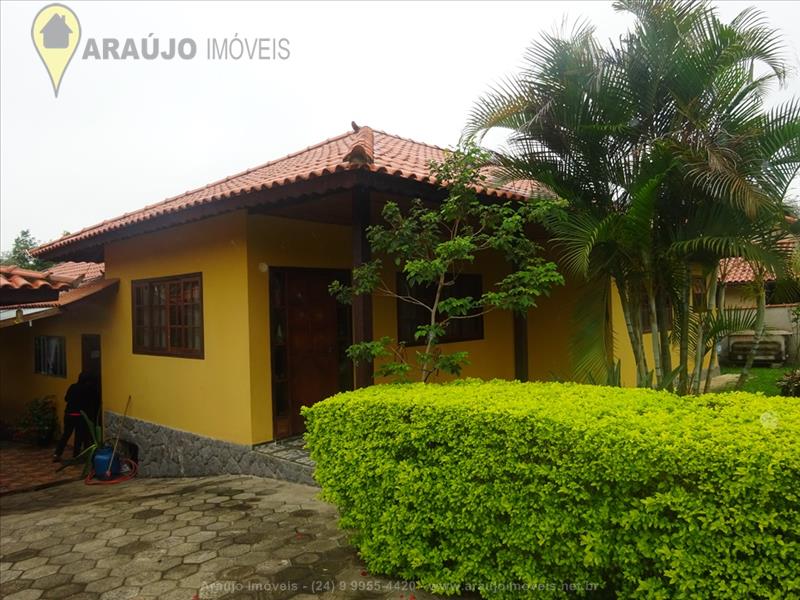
xmin=34 ymin=170 xmax=515 ymax=263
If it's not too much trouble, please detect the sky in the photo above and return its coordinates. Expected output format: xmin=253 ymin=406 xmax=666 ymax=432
xmin=1 ymin=0 xmax=798 ymax=252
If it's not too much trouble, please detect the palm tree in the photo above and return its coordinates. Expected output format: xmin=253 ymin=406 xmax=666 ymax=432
xmin=464 ymin=0 xmax=800 ymax=390
xmin=669 ymin=202 xmax=792 ymax=393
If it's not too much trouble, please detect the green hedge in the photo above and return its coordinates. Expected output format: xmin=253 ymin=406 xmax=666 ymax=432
xmin=303 ymin=380 xmax=800 ymax=599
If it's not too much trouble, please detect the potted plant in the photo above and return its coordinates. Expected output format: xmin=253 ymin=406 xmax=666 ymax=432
xmin=74 ymin=411 xmax=118 ymax=479
xmin=20 ymin=396 xmax=58 ymax=446
xmin=66 ymin=411 xmax=100 ymax=474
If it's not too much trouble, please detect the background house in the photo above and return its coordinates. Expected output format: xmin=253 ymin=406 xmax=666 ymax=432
xmin=719 ymin=237 xmax=800 ymax=365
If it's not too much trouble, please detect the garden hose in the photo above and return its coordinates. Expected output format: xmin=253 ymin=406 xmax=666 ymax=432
xmin=84 ymin=457 xmax=138 ymax=485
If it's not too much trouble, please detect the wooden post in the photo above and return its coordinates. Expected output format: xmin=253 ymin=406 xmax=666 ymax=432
xmin=513 ymin=312 xmax=529 ymax=382
xmin=352 ymin=188 xmax=374 ymax=388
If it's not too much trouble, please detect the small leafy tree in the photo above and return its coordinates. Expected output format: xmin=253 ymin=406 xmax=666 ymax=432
xmin=330 ymin=144 xmax=564 ymax=382
xmin=0 ymin=229 xmax=52 ymax=270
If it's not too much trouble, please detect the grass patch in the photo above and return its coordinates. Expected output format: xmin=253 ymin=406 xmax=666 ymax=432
xmin=720 ymin=366 xmax=794 ymax=395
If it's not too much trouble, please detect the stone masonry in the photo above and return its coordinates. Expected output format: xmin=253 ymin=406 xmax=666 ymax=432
xmin=104 ymin=411 xmax=315 ymax=486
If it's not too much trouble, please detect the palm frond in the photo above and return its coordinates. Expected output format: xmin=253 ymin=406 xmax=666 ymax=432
xmin=569 ymin=276 xmax=614 ymax=383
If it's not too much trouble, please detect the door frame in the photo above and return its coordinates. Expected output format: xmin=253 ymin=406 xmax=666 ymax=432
xmin=81 ymin=334 xmax=101 ymax=377
xmin=268 ymin=267 xmax=353 ymax=439
xmin=80 ymin=333 xmax=102 ymax=422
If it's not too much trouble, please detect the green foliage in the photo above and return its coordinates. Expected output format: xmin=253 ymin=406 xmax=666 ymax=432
xmin=346 ymin=337 xmax=412 ymax=381
xmin=0 ymin=229 xmax=52 ymax=270
xmin=305 ymin=380 xmax=800 ymax=598
xmin=73 ymin=411 xmax=104 ymax=476
xmin=332 ymin=142 xmax=563 ymax=382
xmin=464 ymin=0 xmax=800 ymax=391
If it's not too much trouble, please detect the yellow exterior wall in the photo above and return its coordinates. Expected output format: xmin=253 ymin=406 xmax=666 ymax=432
xmin=525 ymin=270 xmax=690 ymax=386
xmin=103 ymin=210 xmax=254 ymax=445
xmin=0 ymin=301 xmax=110 ymax=427
xmin=526 ymin=274 xmax=579 ymax=382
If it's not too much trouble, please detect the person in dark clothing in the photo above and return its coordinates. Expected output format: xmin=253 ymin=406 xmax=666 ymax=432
xmin=53 ymin=372 xmax=96 ymax=461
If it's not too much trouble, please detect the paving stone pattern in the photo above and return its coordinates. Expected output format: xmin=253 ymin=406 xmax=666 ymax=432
xmin=0 ymin=475 xmax=465 ymax=599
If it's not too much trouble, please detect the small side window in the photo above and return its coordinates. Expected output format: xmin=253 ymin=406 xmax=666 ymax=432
xmin=34 ymin=335 xmax=66 ymax=377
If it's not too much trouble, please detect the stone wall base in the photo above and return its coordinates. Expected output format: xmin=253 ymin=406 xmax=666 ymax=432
xmin=103 ymin=411 xmax=315 ymax=486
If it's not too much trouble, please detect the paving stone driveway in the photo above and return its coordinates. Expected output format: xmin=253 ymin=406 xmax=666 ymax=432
xmin=0 ymin=475 xmax=451 ymax=600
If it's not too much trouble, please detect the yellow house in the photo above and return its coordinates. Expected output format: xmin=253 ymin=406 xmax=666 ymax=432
xmin=1 ymin=124 xmax=641 ymax=477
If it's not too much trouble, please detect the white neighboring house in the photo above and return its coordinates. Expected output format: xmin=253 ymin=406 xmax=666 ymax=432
xmin=719 ymin=237 xmax=799 ymax=365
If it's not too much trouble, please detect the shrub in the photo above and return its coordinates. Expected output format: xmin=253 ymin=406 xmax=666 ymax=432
xmin=304 ymin=380 xmax=800 ymax=598
xmin=778 ymin=369 xmax=800 ymax=397
xmin=19 ymin=395 xmax=58 ymax=445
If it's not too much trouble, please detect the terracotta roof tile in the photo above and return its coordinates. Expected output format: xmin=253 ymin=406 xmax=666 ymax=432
xmin=720 ymin=238 xmax=797 ymax=284
xmin=0 ymin=266 xmax=75 ymax=290
xmin=46 ymin=261 xmax=105 ymax=282
xmin=720 ymin=258 xmax=762 ymax=285
xmin=33 ymin=125 xmax=545 ymax=257
xmin=343 ymin=124 xmax=375 ymax=165
xmin=54 ymin=277 xmax=118 ymax=307
xmin=4 ymin=278 xmax=118 ymax=311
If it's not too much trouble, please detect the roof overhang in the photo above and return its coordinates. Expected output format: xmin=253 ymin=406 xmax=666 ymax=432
xmin=33 ymin=169 xmax=509 ymax=263
xmin=0 ymin=266 xmax=78 ymax=305
xmin=0 ymin=306 xmax=61 ymax=328
xmin=0 ymin=287 xmax=62 ymax=306
xmin=0 ymin=278 xmax=119 ymax=328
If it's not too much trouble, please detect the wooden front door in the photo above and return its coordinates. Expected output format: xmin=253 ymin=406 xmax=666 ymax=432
xmin=270 ymin=268 xmax=352 ymax=438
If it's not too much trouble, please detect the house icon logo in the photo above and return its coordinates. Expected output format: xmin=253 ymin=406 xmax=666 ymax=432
xmin=41 ymin=13 xmax=72 ymax=49
xmin=31 ymin=3 xmax=81 ymax=97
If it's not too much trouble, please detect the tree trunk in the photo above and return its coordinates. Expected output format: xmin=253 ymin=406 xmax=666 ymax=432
xmin=703 ymin=278 xmax=724 ymax=393
xmin=677 ymin=266 xmax=691 ymax=395
xmin=646 ymin=281 xmax=663 ymax=387
xmin=691 ymin=313 xmax=706 ymax=395
xmin=736 ymin=279 xmax=766 ymax=390
xmin=688 ymin=269 xmax=718 ymax=394
xmin=618 ymin=283 xmax=649 ymax=387
xmin=421 ymin=273 xmax=446 ymax=382
xmin=703 ymin=337 xmax=719 ymax=394
xmin=790 ymin=305 xmax=800 ymax=366
xmin=656 ymin=289 xmax=673 ymax=385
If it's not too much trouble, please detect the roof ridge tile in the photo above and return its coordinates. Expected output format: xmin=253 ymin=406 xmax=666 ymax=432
xmin=343 ymin=126 xmax=374 ymax=165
